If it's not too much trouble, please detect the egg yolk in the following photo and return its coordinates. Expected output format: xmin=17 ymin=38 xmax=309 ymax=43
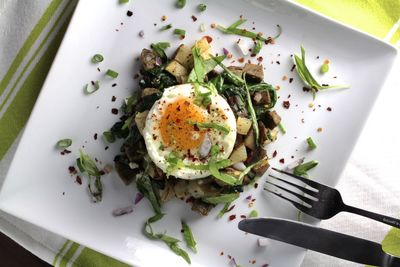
xmin=160 ymin=98 xmax=206 ymax=151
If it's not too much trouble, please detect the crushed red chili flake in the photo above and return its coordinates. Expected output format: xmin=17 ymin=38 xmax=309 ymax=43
xmin=276 ymin=61 xmax=280 ymax=64
xmin=254 ymin=183 xmax=258 ymax=189
xmin=279 ymin=158 xmax=285 ymax=164
xmin=186 ymin=196 xmax=195 ymax=203
xmin=228 ymin=255 xmax=232 ymax=260
xmin=251 ymin=260 xmax=256 ymax=264
xmin=210 ymin=23 xmax=216 ymax=28
xmin=287 ymin=94 xmax=291 ymax=98
xmin=303 ymin=87 xmax=311 ymax=92
xmin=97 ymin=67 xmax=101 ymax=72
xmin=228 ymin=214 xmax=236 ymax=221
xmin=68 ymin=166 xmax=77 ymax=174
xmin=282 ymin=75 xmax=288 ymax=81
xmin=60 ymin=149 xmax=71 ymax=155
xmin=133 ymin=74 xmax=140 ymax=79
xmin=62 ymin=192 xmax=65 ymax=195
xmin=333 ymin=76 xmax=337 ymax=79
xmin=290 ymin=64 xmax=296 ymax=72
xmin=191 ymin=15 xmax=198 ymax=22
xmin=76 ymin=176 xmax=82 ymax=185
xmin=227 ymin=205 xmax=235 ymax=212
xmin=250 ymin=53 xmax=256 ymax=57
xmin=322 ymin=83 xmax=329 ymax=86
xmin=272 ymin=150 xmax=277 ymax=158
xmin=112 ymin=83 xmax=117 ymax=87
xmin=289 ymin=78 xmax=294 ymax=83
xmin=111 ymin=108 xmax=118 ymax=115
xmin=257 ymin=56 xmax=263 ymax=62
xmin=94 ymin=133 xmax=98 ymax=140
xmin=327 ymin=107 xmax=332 ymax=111
xmin=127 ymin=10 xmax=133 ymax=17
xmin=220 ymin=252 xmax=224 ymax=256
xmin=111 ymin=96 xmax=116 ymax=102
xmin=238 ymin=57 xmax=245 ymax=63
xmin=317 ymin=127 xmax=323 ymax=132
xmin=240 ymin=215 xmax=247 ymax=219
xmin=283 ymin=100 xmax=290 ymax=109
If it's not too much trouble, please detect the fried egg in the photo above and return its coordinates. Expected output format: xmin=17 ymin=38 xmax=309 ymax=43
xmin=143 ymin=84 xmax=237 ymax=179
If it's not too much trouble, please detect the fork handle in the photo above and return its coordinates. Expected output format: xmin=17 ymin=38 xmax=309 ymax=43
xmin=342 ymin=204 xmax=400 ymax=229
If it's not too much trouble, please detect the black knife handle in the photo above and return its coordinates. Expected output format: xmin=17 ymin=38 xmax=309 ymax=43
xmin=343 ymin=204 xmax=400 ymax=229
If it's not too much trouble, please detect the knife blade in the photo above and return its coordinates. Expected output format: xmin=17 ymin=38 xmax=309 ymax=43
xmin=238 ymin=218 xmax=399 ymax=267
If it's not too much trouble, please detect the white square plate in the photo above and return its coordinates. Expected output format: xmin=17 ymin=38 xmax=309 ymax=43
xmin=0 ymin=0 xmax=397 ymax=266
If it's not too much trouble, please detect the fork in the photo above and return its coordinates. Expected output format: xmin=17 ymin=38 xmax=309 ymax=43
xmin=265 ymin=168 xmax=400 ymax=229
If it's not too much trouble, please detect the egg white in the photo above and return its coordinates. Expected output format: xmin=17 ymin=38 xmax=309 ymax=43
xmin=143 ymin=84 xmax=237 ymax=179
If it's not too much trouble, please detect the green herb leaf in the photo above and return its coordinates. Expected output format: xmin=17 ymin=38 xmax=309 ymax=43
xmin=253 ymin=39 xmax=263 ymax=55
xmin=188 ymin=121 xmax=230 ymax=134
xmin=181 ymin=221 xmax=197 ymax=252
xmin=293 ymin=160 xmax=319 ymax=177
xmin=320 ymin=63 xmax=329 ymax=74
xmin=173 ymin=28 xmax=186 ymax=37
xmin=217 ymin=202 xmax=232 ymax=218
xmin=105 ymin=69 xmax=119 ymax=78
xmin=209 ymin=159 xmax=239 ymax=185
xmin=136 ymin=173 xmax=162 ymax=214
xmin=197 ymin=3 xmax=207 ymax=12
xmin=191 ymin=47 xmax=206 ymax=83
xmin=188 ymin=54 xmax=226 ymax=83
xmin=76 ymin=149 xmax=103 ymax=202
xmin=249 ymin=210 xmax=258 ymax=218
xmin=166 ymin=152 xmax=184 ymax=174
xmin=83 ymin=81 xmax=100 ymax=94
xmin=160 ymin=24 xmax=172 ymax=31
xmin=244 ymin=81 xmax=259 ymax=145
xmin=103 ymin=131 xmax=116 ymax=143
xmin=202 ymin=193 xmax=240 ymax=204
xmin=176 ymin=0 xmax=186 ymax=8
xmin=306 ymin=137 xmax=317 ymax=150
xmin=91 ymin=54 xmax=104 ymax=63
xmin=199 ymin=23 xmax=206 ymax=32
xmin=55 ymin=138 xmax=72 ymax=149
xmin=151 ymin=42 xmax=170 ymax=60
xmin=278 ymin=122 xmax=286 ymax=134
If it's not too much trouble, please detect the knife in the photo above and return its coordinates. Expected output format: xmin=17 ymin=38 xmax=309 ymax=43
xmin=238 ymin=218 xmax=400 ymax=267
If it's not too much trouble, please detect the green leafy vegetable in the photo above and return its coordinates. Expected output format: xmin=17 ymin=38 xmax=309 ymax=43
xmin=176 ymin=0 xmax=186 ymax=8
xmin=244 ymin=80 xmax=259 ymax=145
xmin=76 ymin=149 xmax=103 ymax=202
xmin=320 ymin=63 xmax=329 ymax=74
xmin=105 ymin=69 xmax=119 ymax=78
xmin=202 ymin=193 xmax=240 ymax=204
xmin=197 ymin=4 xmax=207 ymax=12
xmin=188 ymin=54 xmax=225 ymax=83
xmin=144 ymin=214 xmax=191 ymax=264
xmin=173 ymin=28 xmax=186 ymax=37
xmin=56 ymin=138 xmax=72 ymax=149
xmin=278 ymin=122 xmax=286 ymax=134
xmin=293 ymin=160 xmax=319 ymax=177
xmin=136 ymin=173 xmax=161 ymax=214
xmin=188 ymin=121 xmax=230 ymax=134
xmin=249 ymin=210 xmax=258 ymax=218
xmin=160 ymin=24 xmax=172 ymax=31
xmin=294 ymin=46 xmax=349 ymax=99
xmin=190 ymin=47 xmax=206 ymax=83
xmin=181 ymin=221 xmax=197 ymax=252
xmin=91 ymin=54 xmax=104 ymax=63
xmin=306 ymin=137 xmax=317 ymax=150
xmin=103 ymin=131 xmax=116 ymax=143
xmin=83 ymin=81 xmax=100 ymax=94
xmin=209 ymin=160 xmax=238 ymax=185
xmin=150 ymin=42 xmax=170 ymax=60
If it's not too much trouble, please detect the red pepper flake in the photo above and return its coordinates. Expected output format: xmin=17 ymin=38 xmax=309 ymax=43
xmin=279 ymin=158 xmax=285 ymax=164
xmin=254 ymin=183 xmax=258 ymax=189
xmin=282 ymin=75 xmax=288 ymax=81
xmin=227 ymin=205 xmax=235 ymax=212
xmin=238 ymin=57 xmax=245 ymax=63
xmin=97 ymin=67 xmax=101 ymax=72
xmin=152 ymin=134 xmax=157 ymax=140
xmin=111 ymin=108 xmax=118 ymax=115
xmin=317 ymin=127 xmax=323 ymax=132
xmin=94 ymin=133 xmax=98 ymax=140
xmin=303 ymin=87 xmax=311 ymax=92
xmin=191 ymin=15 xmax=198 ymax=22
xmin=276 ymin=61 xmax=280 ymax=64
xmin=68 ymin=166 xmax=77 ymax=174
xmin=112 ymin=83 xmax=117 ymax=87
xmin=133 ymin=74 xmax=140 ymax=79
xmin=316 ymin=56 xmax=320 ymax=59
xmin=251 ymin=260 xmax=256 ymax=264
xmin=327 ymin=107 xmax=332 ymax=111
xmin=289 ymin=78 xmax=294 ymax=83
xmin=228 ymin=255 xmax=232 ymax=260
xmin=210 ymin=23 xmax=216 ymax=28
xmin=127 ymin=10 xmax=133 ymax=17
xmin=228 ymin=214 xmax=236 ymax=221
xmin=76 ymin=176 xmax=82 ymax=185
xmin=287 ymin=94 xmax=291 ymax=99
xmin=138 ymin=30 xmax=144 ymax=38
xmin=220 ymin=252 xmax=224 ymax=256
xmin=290 ymin=64 xmax=296 ymax=72
xmin=245 ymin=195 xmax=252 ymax=201
xmin=111 ymin=96 xmax=116 ymax=102
xmin=105 ymin=146 xmax=109 ymax=150
xmin=240 ymin=215 xmax=247 ymax=219
xmin=272 ymin=150 xmax=277 ymax=158
xmin=257 ymin=56 xmax=263 ymax=62
xmin=186 ymin=196 xmax=195 ymax=203
xmin=283 ymin=100 xmax=290 ymax=109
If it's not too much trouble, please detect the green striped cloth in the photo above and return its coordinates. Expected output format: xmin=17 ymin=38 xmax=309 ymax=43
xmin=0 ymin=0 xmax=398 ymax=266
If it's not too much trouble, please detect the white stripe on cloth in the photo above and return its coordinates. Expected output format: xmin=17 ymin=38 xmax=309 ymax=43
xmin=67 ymin=245 xmax=85 ymax=267
xmin=384 ymin=19 xmax=400 ymax=42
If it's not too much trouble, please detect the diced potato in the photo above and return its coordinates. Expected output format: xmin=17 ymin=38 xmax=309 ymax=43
xmin=141 ymin=88 xmax=160 ymax=98
xmin=134 ymin=110 xmax=149 ymax=135
xmin=236 ymin=117 xmax=252 ymax=135
xmin=174 ymin=180 xmax=188 ymax=198
xmin=227 ymin=66 xmax=243 ymax=78
xmin=229 ymin=143 xmax=247 ymax=165
xmin=174 ymin=44 xmax=193 ymax=69
xmin=244 ymin=128 xmax=256 ymax=150
xmin=253 ymin=158 xmax=270 ymax=176
xmin=159 ymin=183 xmax=174 ymax=203
xmin=165 ymin=60 xmax=188 ymax=83
xmin=187 ymin=181 xmax=205 ymax=198
xmin=195 ymin=37 xmax=213 ymax=59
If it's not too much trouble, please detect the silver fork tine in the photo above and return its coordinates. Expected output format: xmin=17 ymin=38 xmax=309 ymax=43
xmin=264 ymin=188 xmax=312 ymax=214
xmin=266 ymin=181 xmax=315 ymax=205
xmin=269 ymin=174 xmax=319 ymax=198
xmin=272 ymin=167 xmax=323 ymax=190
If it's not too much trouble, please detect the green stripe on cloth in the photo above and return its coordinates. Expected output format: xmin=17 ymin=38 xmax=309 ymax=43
xmin=0 ymin=13 xmax=72 ymax=160
xmin=0 ymin=0 xmax=75 ymax=112
xmin=382 ymin=227 xmax=400 ymax=256
xmin=72 ymin=247 xmax=131 ymax=267
xmin=52 ymin=240 xmax=71 ymax=266
xmin=0 ymin=0 xmax=63 ymax=97
xmin=59 ymin=242 xmax=80 ymax=267
xmin=296 ymin=0 xmax=400 ymax=45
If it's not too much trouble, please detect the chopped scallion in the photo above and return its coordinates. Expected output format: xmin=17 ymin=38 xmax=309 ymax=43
xmin=197 ymin=4 xmax=207 ymax=12
xmin=56 ymin=138 xmax=72 ymax=149
xmin=320 ymin=63 xmax=329 ymax=74
xmin=91 ymin=54 xmax=104 ymax=63
xmin=84 ymin=81 xmax=100 ymax=94
xmin=199 ymin=23 xmax=206 ymax=32
xmin=181 ymin=221 xmax=197 ymax=253
xmin=249 ymin=210 xmax=258 ymax=218
xmin=278 ymin=122 xmax=286 ymax=134
xmin=160 ymin=24 xmax=172 ymax=31
xmin=306 ymin=137 xmax=317 ymax=150
xmin=176 ymin=0 xmax=186 ymax=8
xmin=293 ymin=160 xmax=318 ymax=177
xmin=106 ymin=69 xmax=119 ymax=78
xmin=103 ymin=131 xmax=116 ymax=143
xmin=119 ymin=0 xmax=129 ymax=3
xmin=173 ymin=28 xmax=186 ymax=37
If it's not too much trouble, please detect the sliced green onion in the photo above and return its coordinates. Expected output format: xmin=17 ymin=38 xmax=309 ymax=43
xmin=293 ymin=160 xmax=318 ymax=177
xmin=84 ymin=81 xmax=100 ymax=94
xmin=103 ymin=131 xmax=116 ymax=143
xmin=306 ymin=137 xmax=317 ymax=150
xmin=217 ymin=202 xmax=232 ymax=218
xmin=202 ymin=193 xmax=240 ymax=204
xmin=56 ymin=138 xmax=72 ymax=149
xmin=91 ymin=54 xmax=104 ymax=63
xmin=181 ymin=221 xmax=197 ymax=253
xmin=174 ymin=28 xmax=186 ymax=36
xmin=106 ymin=69 xmax=119 ymax=78
xmin=176 ymin=0 xmax=186 ymax=8
xmin=320 ymin=63 xmax=329 ymax=74
xmin=278 ymin=122 xmax=286 ymax=134
xmin=199 ymin=23 xmax=206 ymax=32
xmin=160 ymin=24 xmax=172 ymax=31
xmin=197 ymin=4 xmax=207 ymax=12
xmin=249 ymin=210 xmax=258 ymax=218
xmin=119 ymin=0 xmax=129 ymax=3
